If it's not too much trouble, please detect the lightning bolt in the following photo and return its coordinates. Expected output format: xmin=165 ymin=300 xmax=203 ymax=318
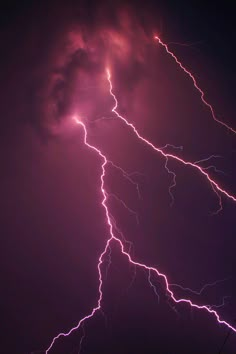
xmin=42 ymin=38 xmax=236 ymax=353
xmin=154 ymin=35 xmax=236 ymax=134
xmin=44 ymin=72 xmax=236 ymax=352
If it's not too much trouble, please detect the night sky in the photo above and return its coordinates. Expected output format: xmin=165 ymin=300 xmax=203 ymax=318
xmin=1 ymin=1 xmax=236 ymax=353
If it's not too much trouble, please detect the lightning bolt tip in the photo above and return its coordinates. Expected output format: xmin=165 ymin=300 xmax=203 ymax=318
xmin=106 ymin=67 xmax=111 ymax=77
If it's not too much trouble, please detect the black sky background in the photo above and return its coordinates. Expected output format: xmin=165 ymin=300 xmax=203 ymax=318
xmin=0 ymin=1 xmax=236 ymax=354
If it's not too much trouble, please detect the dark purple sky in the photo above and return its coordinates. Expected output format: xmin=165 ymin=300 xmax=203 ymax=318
xmin=0 ymin=1 xmax=236 ymax=353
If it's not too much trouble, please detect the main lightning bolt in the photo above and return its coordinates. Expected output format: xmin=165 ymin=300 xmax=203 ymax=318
xmin=44 ymin=65 xmax=236 ymax=352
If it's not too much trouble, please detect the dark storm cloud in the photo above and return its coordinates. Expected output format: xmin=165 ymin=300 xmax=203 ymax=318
xmin=0 ymin=0 xmax=156 ymax=139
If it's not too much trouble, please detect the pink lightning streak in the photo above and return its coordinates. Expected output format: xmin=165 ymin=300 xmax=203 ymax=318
xmin=154 ymin=35 xmax=236 ymax=134
xmin=44 ymin=32 xmax=236 ymax=349
xmin=45 ymin=65 xmax=236 ymax=351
